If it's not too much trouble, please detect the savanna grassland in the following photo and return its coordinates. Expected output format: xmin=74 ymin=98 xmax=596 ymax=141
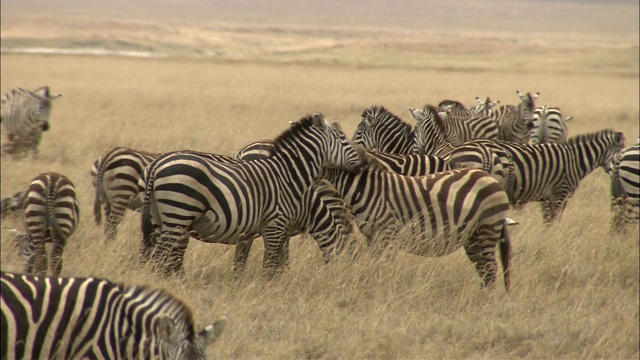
xmin=1 ymin=0 xmax=639 ymax=359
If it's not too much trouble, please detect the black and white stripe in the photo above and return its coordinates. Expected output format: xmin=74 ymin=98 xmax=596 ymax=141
xmin=139 ymin=114 xmax=364 ymax=275
xmin=491 ymin=90 xmax=539 ymax=144
xmin=610 ymin=143 xmax=639 ymax=231
xmin=1 ymin=86 xmax=62 ymax=158
xmin=469 ymin=96 xmax=500 ymax=117
xmin=91 ymin=146 xmax=161 ymax=240
xmin=529 ymin=105 xmax=573 ymax=144
xmin=323 ymin=164 xmax=513 ymax=290
xmin=352 ymin=105 xmax=415 ymax=155
xmin=0 ymin=271 xmax=226 ymax=360
xmin=19 ymin=172 xmax=80 ymax=277
xmin=434 ymin=105 xmax=499 ymax=144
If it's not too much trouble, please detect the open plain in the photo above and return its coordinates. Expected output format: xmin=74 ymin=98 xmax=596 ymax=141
xmin=1 ymin=0 xmax=639 ymax=358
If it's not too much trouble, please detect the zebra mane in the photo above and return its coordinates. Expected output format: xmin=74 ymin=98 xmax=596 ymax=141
xmin=272 ymin=113 xmax=327 ymax=151
xmin=124 ymin=284 xmax=198 ymax=341
xmin=361 ymin=105 xmax=413 ymax=132
xmin=566 ymin=128 xmax=622 ymax=146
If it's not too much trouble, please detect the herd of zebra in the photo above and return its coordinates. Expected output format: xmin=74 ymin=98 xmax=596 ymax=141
xmin=1 ymin=85 xmax=639 ymax=359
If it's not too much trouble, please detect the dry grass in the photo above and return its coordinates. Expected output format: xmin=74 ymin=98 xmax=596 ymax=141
xmin=1 ymin=2 xmax=639 ymax=357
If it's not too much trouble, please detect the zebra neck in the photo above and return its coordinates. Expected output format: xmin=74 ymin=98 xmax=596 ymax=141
xmin=269 ymin=144 xmax=324 ymax=194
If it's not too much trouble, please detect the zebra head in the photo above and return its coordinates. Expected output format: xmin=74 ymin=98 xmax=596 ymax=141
xmin=352 ymin=105 xmax=414 ymax=154
xmin=155 ymin=314 xmax=227 ymax=360
xmin=471 ymin=96 xmax=500 ymax=115
xmin=320 ymin=116 xmax=364 ymax=173
xmin=1 ymin=190 xmax=27 ymax=219
xmin=408 ymin=105 xmax=449 ymax=155
xmin=516 ymin=90 xmax=539 ymax=124
xmin=598 ymin=130 xmax=626 ymax=173
xmin=5 ymin=228 xmax=31 ymax=262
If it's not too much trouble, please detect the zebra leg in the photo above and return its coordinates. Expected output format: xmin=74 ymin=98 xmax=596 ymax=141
xmin=233 ymin=236 xmax=255 ymax=277
xmin=28 ymin=237 xmax=49 ymax=277
xmin=261 ymin=227 xmax=289 ymax=275
xmin=151 ymin=229 xmax=189 ymax=276
xmin=462 ymin=235 xmax=499 ymax=289
xmin=541 ymin=195 xmax=569 ymax=224
xmin=104 ymin=205 xmax=126 ymax=241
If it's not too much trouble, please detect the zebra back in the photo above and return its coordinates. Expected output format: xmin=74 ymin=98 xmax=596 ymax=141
xmin=530 ymin=105 xmax=572 ymax=144
xmin=22 ymin=172 xmax=80 ymax=276
xmin=364 ymin=149 xmax=451 ymax=176
xmin=233 ymin=139 xmax=274 ymax=160
xmin=0 ymin=271 xmax=226 ymax=360
xmin=91 ymin=146 xmax=160 ymax=240
xmin=352 ymin=105 xmax=414 ymax=155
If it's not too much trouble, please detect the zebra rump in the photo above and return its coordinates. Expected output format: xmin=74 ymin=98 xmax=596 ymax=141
xmin=0 ymin=271 xmax=226 ymax=360
xmin=610 ymin=143 xmax=640 ymax=232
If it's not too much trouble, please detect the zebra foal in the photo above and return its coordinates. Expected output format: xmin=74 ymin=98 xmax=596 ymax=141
xmin=1 ymin=86 xmax=62 ymax=159
xmin=323 ymin=160 xmax=513 ymax=290
xmin=1 ymin=271 xmax=226 ymax=360
xmin=139 ymin=113 xmax=364 ymax=275
xmin=12 ymin=172 xmax=80 ymax=277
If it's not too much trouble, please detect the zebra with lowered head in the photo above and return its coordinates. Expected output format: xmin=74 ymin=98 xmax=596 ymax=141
xmin=1 ymin=271 xmax=227 ymax=360
xmin=610 ymin=142 xmax=639 ymax=232
xmin=322 ymin=157 xmax=513 ymax=290
xmin=1 ymin=86 xmax=63 ymax=159
xmin=14 ymin=172 xmax=80 ymax=277
xmin=529 ymin=105 xmax=573 ymax=144
xmin=139 ymin=113 xmax=364 ymax=275
xmin=1 ymin=190 xmax=27 ymax=219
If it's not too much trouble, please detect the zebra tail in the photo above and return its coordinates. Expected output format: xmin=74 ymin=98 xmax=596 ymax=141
xmin=93 ymin=164 xmax=104 ymax=225
xmin=499 ymin=220 xmax=513 ymax=292
xmin=140 ymin=168 xmax=156 ymax=245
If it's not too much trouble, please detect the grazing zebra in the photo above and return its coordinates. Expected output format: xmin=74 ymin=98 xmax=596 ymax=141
xmin=20 ymin=172 xmax=80 ymax=277
xmin=610 ymin=143 xmax=640 ymax=231
xmin=0 ymin=271 xmax=227 ymax=360
xmin=1 ymin=190 xmax=27 ymax=218
xmin=492 ymin=90 xmax=539 ymax=143
xmin=469 ymin=96 xmax=500 ymax=116
xmin=352 ymin=105 xmax=414 ymax=155
xmin=1 ymin=86 xmax=62 ymax=159
xmin=91 ymin=146 xmax=161 ymax=240
xmin=139 ymin=114 xmax=364 ymax=275
xmin=322 ymin=161 xmax=513 ymax=290
xmin=529 ymin=105 xmax=573 ymax=144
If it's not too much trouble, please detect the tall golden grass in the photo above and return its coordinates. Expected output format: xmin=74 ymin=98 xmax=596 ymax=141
xmin=1 ymin=52 xmax=638 ymax=359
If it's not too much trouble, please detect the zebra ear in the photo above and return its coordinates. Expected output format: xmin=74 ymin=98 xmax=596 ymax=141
xmin=330 ymin=121 xmax=342 ymax=132
xmin=564 ymin=116 xmax=573 ymax=122
xmin=311 ymin=113 xmax=329 ymax=132
xmin=200 ymin=316 xmax=227 ymax=345
xmin=614 ymin=132 xmax=625 ymax=145
xmin=155 ymin=314 xmax=180 ymax=346
xmin=408 ymin=108 xmax=423 ymax=121
xmin=533 ymin=92 xmax=540 ymax=100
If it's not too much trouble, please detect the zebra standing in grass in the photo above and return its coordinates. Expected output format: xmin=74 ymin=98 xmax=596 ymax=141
xmin=323 ymin=160 xmax=513 ymax=290
xmin=19 ymin=172 xmax=80 ymax=277
xmin=91 ymin=146 xmax=161 ymax=240
xmin=1 ymin=86 xmax=62 ymax=158
xmin=139 ymin=114 xmax=364 ymax=275
xmin=1 ymin=190 xmax=27 ymax=218
xmin=1 ymin=271 xmax=226 ymax=360
xmin=492 ymin=90 xmax=539 ymax=143
xmin=352 ymin=105 xmax=415 ymax=154
xmin=529 ymin=105 xmax=573 ymax=144
xmin=237 ymin=138 xmax=451 ymax=177
xmin=610 ymin=142 xmax=639 ymax=231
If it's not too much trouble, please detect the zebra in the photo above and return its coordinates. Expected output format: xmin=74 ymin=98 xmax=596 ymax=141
xmin=352 ymin=105 xmax=414 ymax=155
xmin=322 ymin=160 xmax=513 ymax=290
xmin=1 ymin=190 xmax=27 ymax=219
xmin=435 ymin=105 xmax=499 ymax=144
xmin=0 ymin=271 xmax=226 ymax=360
xmin=19 ymin=172 xmax=80 ymax=277
xmin=491 ymin=90 xmax=539 ymax=143
xmin=236 ymin=138 xmax=451 ymax=177
xmin=139 ymin=113 xmax=364 ymax=275
xmin=610 ymin=143 xmax=639 ymax=231
xmin=469 ymin=96 xmax=500 ymax=117
xmin=1 ymin=86 xmax=63 ymax=159
xmin=91 ymin=146 xmax=161 ymax=240
xmin=454 ymin=130 xmax=625 ymax=223
xmin=529 ymin=105 xmax=573 ymax=144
